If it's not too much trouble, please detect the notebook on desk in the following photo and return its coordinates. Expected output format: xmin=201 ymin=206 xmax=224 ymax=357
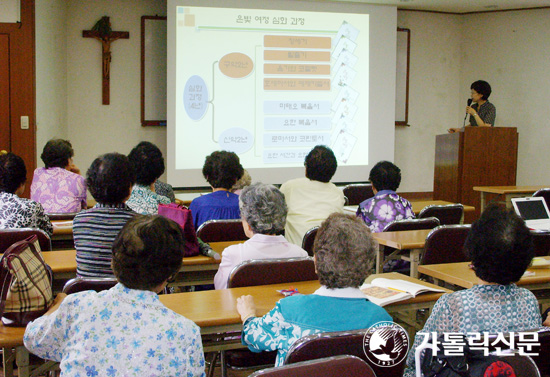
xmin=512 ymin=196 xmax=550 ymax=230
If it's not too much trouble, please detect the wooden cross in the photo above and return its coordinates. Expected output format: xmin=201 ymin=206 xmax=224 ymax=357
xmin=82 ymin=17 xmax=129 ymax=105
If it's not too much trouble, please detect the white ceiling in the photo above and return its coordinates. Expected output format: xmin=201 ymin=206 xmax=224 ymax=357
xmin=332 ymin=0 xmax=550 ymax=14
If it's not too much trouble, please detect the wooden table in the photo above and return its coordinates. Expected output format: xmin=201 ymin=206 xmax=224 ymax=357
xmin=474 ymin=185 xmax=549 ymax=211
xmin=0 ymin=272 xmax=449 ymax=377
xmin=371 ymin=229 xmax=432 ymax=278
xmin=33 ymin=241 xmax=236 ymax=289
xmin=418 ymin=259 xmax=550 ymax=291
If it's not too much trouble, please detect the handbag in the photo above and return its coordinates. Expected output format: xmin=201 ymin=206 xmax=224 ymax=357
xmin=158 ymin=203 xmax=200 ymax=257
xmin=0 ymin=235 xmax=53 ymax=326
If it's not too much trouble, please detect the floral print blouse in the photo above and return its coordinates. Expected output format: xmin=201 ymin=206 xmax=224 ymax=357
xmin=24 ymin=283 xmax=206 ymax=377
xmin=126 ymin=184 xmax=171 ymax=215
xmin=30 ymin=167 xmax=87 ymax=213
xmin=357 ymin=190 xmax=415 ymax=232
xmin=0 ymin=191 xmax=53 ymax=236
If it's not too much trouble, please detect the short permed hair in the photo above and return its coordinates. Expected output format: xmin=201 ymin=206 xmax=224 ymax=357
xmin=40 ymin=139 xmax=74 ymax=169
xmin=305 ymin=145 xmax=338 ymax=183
xmin=128 ymin=141 xmax=165 ymax=186
xmin=239 ymin=183 xmax=287 ymax=235
xmin=202 ymin=151 xmax=244 ymax=189
xmin=0 ymin=153 xmax=27 ymax=193
xmin=232 ymin=170 xmax=252 ymax=192
xmin=112 ymin=215 xmax=184 ymax=290
xmin=313 ymin=213 xmax=375 ymax=289
xmin=87 ymin=153 xmax=136 ymax=204
xmin=465 ymin=205 xmax=533 ymax=285
xmin=369 ymin=161 xmax=401 ymax=192
xmin=471 ymin=80 xmax=492 ymax=100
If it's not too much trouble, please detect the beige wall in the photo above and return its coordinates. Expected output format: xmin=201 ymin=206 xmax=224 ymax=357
xmin=34 ymin=3 xmax=550 ymax=191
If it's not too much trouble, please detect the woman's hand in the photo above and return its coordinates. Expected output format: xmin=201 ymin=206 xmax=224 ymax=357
xmin=544 ymin=313 xmax=550 ymax=327
xmin=466 ymin=106 xmax=477 ymax=116
xmin=237 ymin=295 xmax=257 ymax=322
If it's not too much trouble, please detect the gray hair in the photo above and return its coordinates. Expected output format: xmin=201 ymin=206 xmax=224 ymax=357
xmin=314 ymin=213 xmax=375 ymax=289
xmin=239 ymin=182 xmax=287 ymax=235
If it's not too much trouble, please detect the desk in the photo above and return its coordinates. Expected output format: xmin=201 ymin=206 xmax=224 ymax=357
xmin=0 ymin=272 xmax=450 ymax=377
xmin=474 ymin=185 xmax=549 ymax=211
xmin=371 ymin=229 xmax=432 ymax=278
xmin=51 ymin=220 xmax=74 ymax=250
xmin=418 ymin=259 xmax=550 ymax=291
xmin=32 ymin=241 xmax=235 ymax=289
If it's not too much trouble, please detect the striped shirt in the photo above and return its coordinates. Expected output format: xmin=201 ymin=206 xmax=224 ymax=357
xmin=73 ymin=203 xmax=137 ymax=278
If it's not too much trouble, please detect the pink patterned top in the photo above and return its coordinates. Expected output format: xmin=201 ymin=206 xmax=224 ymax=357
xmin=30 ymin=167 xmax=87 ymax=213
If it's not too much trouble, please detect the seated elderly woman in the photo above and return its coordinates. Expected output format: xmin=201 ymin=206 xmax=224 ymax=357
xmin=30 ymin=139 xmax=87 ymax=213
xmin=126 ymin=141 xmax=171 ymax=214
xmin=357 ymin=160 xmax=414 ymax=233
xmin=73 ymin=153 xmax=137 ymax=277
xmin=280 ymin=145 xmax=346 ymax=245
xmin=24 ymin=214 xmax=205 ymax=376
xmin=236 ymin=213 xmax=392 ymax=366
xmin=214 ymin=183 xmax=308 ymax=289
xmin=190 ymin=150 xmax=244 ymax=230
xmin=0 ymin=152 xmax=53 ymax=235
xmin=403 ymin=205 xmax=542 ymax=376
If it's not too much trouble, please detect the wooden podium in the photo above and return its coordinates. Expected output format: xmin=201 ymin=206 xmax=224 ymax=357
xmin=433 ymin=127 xmax=518 ymax=217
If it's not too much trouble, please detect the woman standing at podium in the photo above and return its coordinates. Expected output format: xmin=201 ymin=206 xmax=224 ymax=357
xmin=449 ymin=80 xmax=496 ymax=132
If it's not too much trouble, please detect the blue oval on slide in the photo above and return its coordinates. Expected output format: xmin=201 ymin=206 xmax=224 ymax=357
xmin=183 ymin=75 xmax=209 ymax=121
xmin=219 ymin=128 xmax=254 ymax=154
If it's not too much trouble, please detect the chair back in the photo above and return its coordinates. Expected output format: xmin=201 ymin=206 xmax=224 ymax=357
xmin=533 ymin=188 xmax=550 ymax=209
xmin=196 ymin=219 xmax=247 ymax=243
xmin=0 ymin=228 xmax=52 ymax=253
xmin=301 ymin=226 xmax=319 ymax=256
xmin=532 ymin=229 xmax=550 ymax=257
xmin=420 ymin=225 xmax=471 ymax=265
xmin=488 ymin=327 xmax=550 ymax=377
xmin=249 ymin=355 xmax=376 ymax=377
xmin=417 ymin=204 xmax=464 ymax=225
xmin=46 ymin=212 xmax=78 ymax=221
xmin=382 ymin=217 xmax=440 ymax=232
xmin=228 ymin=257 xmax=317 ymax=288
xmin=62 ymin=277 xmax=118 ymax=295
xmin=342 ymin=184 xmax=374 ymax=206
xmin=285 ymin=328 xmax=406 ymax=377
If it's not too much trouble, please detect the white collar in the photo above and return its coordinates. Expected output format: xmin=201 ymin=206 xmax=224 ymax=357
xmin=313 ymin=286 xmax=367 ymax=299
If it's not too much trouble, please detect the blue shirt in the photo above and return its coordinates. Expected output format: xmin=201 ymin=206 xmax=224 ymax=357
xmin=189 ymin=190 xmax=240 ymax=230
xmin=242 ymin=286 xmax=392 ymax=366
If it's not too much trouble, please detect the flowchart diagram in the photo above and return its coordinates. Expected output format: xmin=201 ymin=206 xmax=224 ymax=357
xmin=176 ymin=7 xmax=368 ymax=169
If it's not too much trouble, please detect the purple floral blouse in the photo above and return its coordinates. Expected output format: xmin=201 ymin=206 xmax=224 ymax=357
xmin=30 ymin=167 xmax=87 ymax=213
xmin=356 ymin=190 xmax=415 ymax=232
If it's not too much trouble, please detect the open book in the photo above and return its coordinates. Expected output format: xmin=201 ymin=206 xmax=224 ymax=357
xmin=360 ymin=278 xmax=445 ymax=307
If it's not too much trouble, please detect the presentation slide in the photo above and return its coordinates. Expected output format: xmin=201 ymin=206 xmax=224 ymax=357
xmin=168 ymin=1 xmax=396 ymax=188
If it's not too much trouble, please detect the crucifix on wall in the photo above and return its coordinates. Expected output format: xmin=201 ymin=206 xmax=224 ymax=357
xmin=82 ymin=16 xmax=129 ymax=105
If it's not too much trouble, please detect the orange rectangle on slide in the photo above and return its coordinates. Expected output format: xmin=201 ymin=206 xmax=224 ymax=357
xmin=264 ymin=35 xmax=331 ymax=49
xmin=264 ymin=50 xmax=330 ymax=62
xmin=264 ymin=64 xmax=330 ymax=75
xmin=264 ymin=78 xmax=330 ymax=91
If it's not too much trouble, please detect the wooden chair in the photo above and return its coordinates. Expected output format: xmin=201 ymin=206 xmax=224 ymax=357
xmin=46 ymin=212 xmax=78 ymax=221
xmin=420 ymin=225 xmax=471 ymax=266
xmin=342 ymin=183 xmax=374 ymax=206
xmin=213 ymin=258 xmax=318 ymax=377
xmin=0 ymin=228 xmax=52 ymax=253
xmin=532 ymin=229 xmax=550 ymax=257
xmin=62 ymin=277 xmax=118 ymax=294
xmin=285 ymin=328 xmax=406 ymax=377
xmin=301 ymin=226 xmax=319 ymax=256
xmin=249 ymin=355 xmax=376 ymax=377
xmin=417 ymin=203 xmax=464 ymax=225
xmin=196 ymin=219 xmax=247 ymax=243
xmin=377 ymin=217 xmax=440 ymax=275
xmin=533 ymin=188 xmax=550 ymax=209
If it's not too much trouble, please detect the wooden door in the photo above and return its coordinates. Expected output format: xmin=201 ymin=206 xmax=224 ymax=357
xmin=0 ymin=34 xmax=9 ymax=152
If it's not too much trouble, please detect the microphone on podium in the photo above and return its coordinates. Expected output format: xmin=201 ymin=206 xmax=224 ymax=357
xmin=463 ymin=98 xmax=473 ymax=127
